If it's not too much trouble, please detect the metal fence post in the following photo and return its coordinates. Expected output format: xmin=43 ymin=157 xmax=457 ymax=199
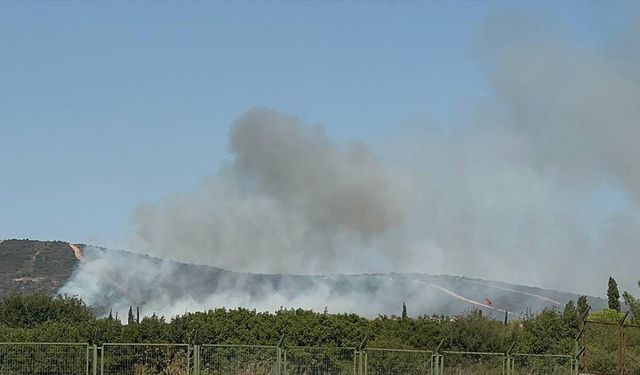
xmin=357 ymin=336 xmax=368 ymax=375
xmin=431 ymin=353 xmax=443 ymax=375
xmin=191 ymin=345 xmax=200 ymax=375
xmin=276 ymin=333 xmax=286 ymax=375
xmin=364 ymin=350 xmax=368 ymax=375
xmin=431 ymin=339 xmax=444 ymax=375
xmin=505 ymin=341 xmax=516 ymax=375
xmin=504 ymin=355 xmax=514 ymax=375
xmin=619 ymin=311 xmax=629 ymax=375
xmin=100 ymin=346 xmax=104 ymax=375
xmin=277 ymin=347 xmax=282 ymax=375
xmin=579 ymin=307 xmax=590 ymax=371
xmin=283 ymin=349 xmax=288 ymax=375
xmin=574 ymin=324 xmax=586 ymax=375
xmin=91 ymin=344 xmax=97 ymax=375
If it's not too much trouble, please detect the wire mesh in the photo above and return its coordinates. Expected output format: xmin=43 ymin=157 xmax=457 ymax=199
xmin=0 ymin=342 xmax=604 ymax=375
xmin=441 ymin=351 xmax=505 ymax=375
xmin=625 ymin=325 xmax=640 ymax=374
xmin=284 ymin=347 xmax=355 ymax=375
xmin=365 ymin=348 xmax=432 ymax=375
xmin=100 ymin=343 xmax=190 ymax=375
xmin=511 ymin=354 xmax=573 ymax=375
xmin=199 ymin=344 xmax=278 ymax=375
xmin=582 ymin=321 xmax=618 ymax=374
xmin=0 ymin=342 xmax=88 ymax=375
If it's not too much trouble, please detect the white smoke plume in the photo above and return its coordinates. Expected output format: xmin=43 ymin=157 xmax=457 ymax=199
xmin=61 ymin=8 xmax=640 ymax=317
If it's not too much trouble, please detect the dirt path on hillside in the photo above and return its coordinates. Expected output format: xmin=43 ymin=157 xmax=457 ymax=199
xmin=68 ymin=243 xmax=84 ymax=261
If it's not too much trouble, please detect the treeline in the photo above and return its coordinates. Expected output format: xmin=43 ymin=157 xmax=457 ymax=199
xmin=0 ymin=294 xmax=582 ymax=355
xmin=2 ymin=275 xmax=638 ymax=356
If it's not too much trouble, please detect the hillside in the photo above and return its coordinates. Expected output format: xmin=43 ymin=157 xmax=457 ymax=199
xmin=0 ymin=239 xmax=80 ymax=298
xmin=0 ymin=239 xmax=606 ymax=317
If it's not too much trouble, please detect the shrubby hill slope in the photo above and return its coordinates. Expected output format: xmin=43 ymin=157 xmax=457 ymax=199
xmin=0 ymin=239 xmax=606 ymax=316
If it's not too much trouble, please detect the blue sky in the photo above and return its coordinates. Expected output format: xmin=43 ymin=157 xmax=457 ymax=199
xmin=0 ymin=1 xmax=633 ymax=244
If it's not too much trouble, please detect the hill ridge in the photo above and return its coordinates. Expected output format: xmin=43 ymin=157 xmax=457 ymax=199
xmin=1 ymin=239 xmax=606 ymax=317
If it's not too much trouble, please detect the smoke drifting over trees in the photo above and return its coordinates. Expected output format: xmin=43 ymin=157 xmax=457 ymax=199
xmin=63 ymin=9 xmax=640 ymax=316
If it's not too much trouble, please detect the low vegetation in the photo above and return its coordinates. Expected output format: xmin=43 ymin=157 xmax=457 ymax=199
xmin=0 ymin=293 xmax=579 ymax=353
xmin=0 ymin=275 xmax=638 ymax=374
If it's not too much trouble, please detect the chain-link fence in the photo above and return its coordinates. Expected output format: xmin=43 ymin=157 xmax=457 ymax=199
xmin=365 ymin=348 xmax=432 ymax=375
xmin=581 ymin=320 xmax=620 ymax=374
xmin=283 ymin=347 xmax=356 ymax=375
xmin=7 ymin=338 xmax=640 ymax=375
xmin=511 ymin=353 xmax=573 ymax=375
xmin=100 ymin=343 xmax=190 ymax=375
xmin=0 ymin=342 xmax=89 ymax=375
xmin=198 ymin=344 xmax=278 ymax=375
xmin=625 ymin=325 xmax=640 ymax=374
xmin=577 ymin=317 xmax=640 ymax=375
xmin=440 ymin=351 xmax=506 ymax=375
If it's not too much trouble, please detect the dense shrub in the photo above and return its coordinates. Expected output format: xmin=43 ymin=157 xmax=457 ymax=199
xmin=0 ymin=294 xmax=585 ymax=356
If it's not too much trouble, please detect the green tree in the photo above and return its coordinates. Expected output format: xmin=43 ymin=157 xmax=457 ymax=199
xmin=0 ymin=294 xmax=94 ymax=328
xmin=519 ymin=309 xmax=576 ymax=354
xmin=127 ymin=306 xmax=135 ymax=325
xmin=607 ymin=277 xmax=621 ymax=311
xmin=622 ymin=280 xmax=640 ymax=323
xmin=401 ymin=302 xmax=408 ymax=319
xmin=590 ymin=308 xmax=623 ymax=323
xmin=562 ymin=300 xmax=579 ymax=330
xmin=577 ymin=295 xmax=590 ymax=319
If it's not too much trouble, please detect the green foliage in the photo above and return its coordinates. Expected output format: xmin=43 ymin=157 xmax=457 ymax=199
xmin=562 ymin=300 xmax=579 ymax=331
xmin=517 ymin=309 xmax=576 ymax=354
xmin=589 ymin=308 xmax=624 ymax=323
xmin=577 ymin=295 xmax=590 ymax=319
xmin=0 ymin=293 xmax=94 ymax=328
xmin=401 ymin=303 xmax=407 ymax=320
xmin=623 ymin=291 xmax=640 ymax=323
xmin=607 ymin=277 xmax=621 ymax=311
xmin=0 ymin=292 xmax=617 ymax=363
xmin=622 ymin=280 xmax=640 ymax=324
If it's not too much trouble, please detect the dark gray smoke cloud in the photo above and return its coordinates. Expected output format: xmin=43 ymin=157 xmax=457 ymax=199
xmin=130 ymin=108 xmax=402 ymax=275
xmin=63 ymin=8 xmax=640 ymax=316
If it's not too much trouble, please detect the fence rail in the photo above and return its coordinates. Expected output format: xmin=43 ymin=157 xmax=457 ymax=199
xmin=0 ymin=342 xmax=590 ymax=375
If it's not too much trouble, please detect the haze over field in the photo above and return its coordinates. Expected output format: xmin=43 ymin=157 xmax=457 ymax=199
xmin=2 ymin=3 xmax=639 ymax=317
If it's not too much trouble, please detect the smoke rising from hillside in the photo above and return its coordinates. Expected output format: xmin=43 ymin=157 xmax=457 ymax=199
xmin=130 ymin=108 xmax=402 ymax=274
xmin=62 ymin=9 xmax=640 ymax=316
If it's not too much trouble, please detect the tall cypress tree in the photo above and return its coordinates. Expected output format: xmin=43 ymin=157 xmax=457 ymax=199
xmin=608 ymin=277 xmax=621 ymax=311
xmin=402 ymin=302 xmax=408 ymax=319
xmin=128 ymin=306 xmax=135 ymax=325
